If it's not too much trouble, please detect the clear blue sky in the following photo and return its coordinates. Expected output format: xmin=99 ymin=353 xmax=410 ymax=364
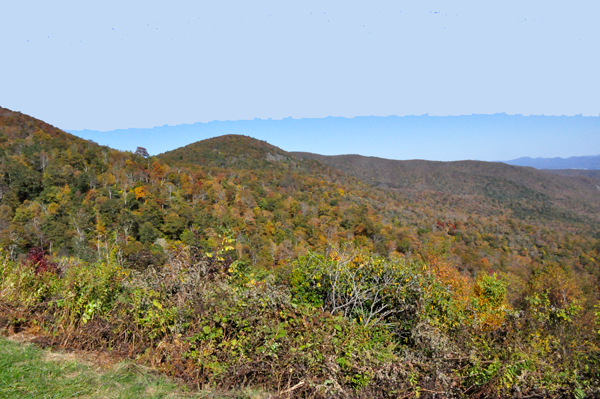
xmin=1 ymin=1 xmax=599 ymax=159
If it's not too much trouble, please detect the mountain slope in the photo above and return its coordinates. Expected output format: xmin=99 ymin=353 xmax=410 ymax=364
xmin=0 ymin=107 xmax=109 ymax=208
xmin=0 ymin=107 xmax=90 ymax=144
xmin=291 ymin=152 xmax=600 ymax=225
xmin=1 ymin=109 xmax=598 ymax=296
xmin=156 ymin=134 xmax=600 ymax=297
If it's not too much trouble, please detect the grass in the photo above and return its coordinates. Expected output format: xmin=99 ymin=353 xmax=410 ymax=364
xmin=0 ymin=336 xmax=200 ymax=398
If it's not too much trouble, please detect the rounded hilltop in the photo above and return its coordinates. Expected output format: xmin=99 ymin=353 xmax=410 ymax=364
xmin=157 ymin=134 xmax=291 ymax=169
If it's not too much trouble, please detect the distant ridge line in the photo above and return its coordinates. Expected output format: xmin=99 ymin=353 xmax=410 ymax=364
xmin=66 ymin=114 xmax=600 ymax=162
xmin=504 ymin=155 xmax=600 ymax=170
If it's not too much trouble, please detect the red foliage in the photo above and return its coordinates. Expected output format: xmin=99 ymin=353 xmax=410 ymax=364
xmin=27 ymin=247 xmax=60 ymax=276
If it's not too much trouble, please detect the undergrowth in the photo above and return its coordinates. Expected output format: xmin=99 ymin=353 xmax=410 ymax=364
xmin=1 ymin=246 xmax=599 ymax=398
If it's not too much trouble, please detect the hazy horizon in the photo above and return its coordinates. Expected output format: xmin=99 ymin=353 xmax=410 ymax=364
xmin=67 ymin=113 xmax=600 ymax=162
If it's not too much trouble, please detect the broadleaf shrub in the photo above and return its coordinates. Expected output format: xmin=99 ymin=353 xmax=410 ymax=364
xmin=0 ymin=246 xmax=599 ymax=397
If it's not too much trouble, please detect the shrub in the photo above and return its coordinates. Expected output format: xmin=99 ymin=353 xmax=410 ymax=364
xmin=1 ymin=245 xmax=599 ymax=398
xmin=287 ymin=251 xmax=483 ymax=336
xmin=27 ymin=247 xmax=60 ymax=276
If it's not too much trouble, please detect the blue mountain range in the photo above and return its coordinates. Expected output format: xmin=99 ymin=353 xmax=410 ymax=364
xmin=67 ymin=113 xmax=600 ymax=163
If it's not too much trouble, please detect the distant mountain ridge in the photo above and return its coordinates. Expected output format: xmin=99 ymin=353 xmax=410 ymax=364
xmin=67 ymin=113 xmax=600 ymax=162
xmin=504 ymin=155 xmax=600 ymax=170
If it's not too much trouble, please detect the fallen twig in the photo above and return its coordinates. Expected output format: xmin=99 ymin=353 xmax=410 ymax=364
xmin=279 ymin=381 xmax=305 ymax=395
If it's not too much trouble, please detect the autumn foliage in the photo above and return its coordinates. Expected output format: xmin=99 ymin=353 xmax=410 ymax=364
xmin=1 ymin=107 xmax=600 ymax=397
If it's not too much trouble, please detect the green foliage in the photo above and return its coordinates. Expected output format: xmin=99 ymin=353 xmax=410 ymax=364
xmin=0 ymin=242 xmax=599 ymax=397
xmin=0 ymin=253 xmax=56 ymax=306
xmin=56 ymin=261 xmax=126 ymax=326
xmin=139 ymin=222 xmax=161 ymax=244
xmin=288 ymin=252 xmax=512 ymax=337
xmin=474 ymin=273 xmax=506 ymax=309
xmin=527 ymin=292 xmax=582 ymax=327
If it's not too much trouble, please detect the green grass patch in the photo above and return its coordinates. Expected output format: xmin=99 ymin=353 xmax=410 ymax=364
xmin=0 ymin=336 xmax=198 ymax=398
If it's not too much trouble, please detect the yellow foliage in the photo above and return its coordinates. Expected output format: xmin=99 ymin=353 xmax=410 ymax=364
xmin=134 ymin=186 xmax=146 ymax=199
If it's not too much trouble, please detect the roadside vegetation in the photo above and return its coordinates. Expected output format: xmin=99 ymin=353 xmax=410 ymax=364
xmin=1 ymin=245 xmax=598 ymax=397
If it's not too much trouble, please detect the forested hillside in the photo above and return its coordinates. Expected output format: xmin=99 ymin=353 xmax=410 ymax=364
xmin=1 ymin=107 xmax=600 ymax=398
xmin=548 ymin=168 xmax=600 ymax=183
xmin=292 ymin=152 xmax=600 ymax=226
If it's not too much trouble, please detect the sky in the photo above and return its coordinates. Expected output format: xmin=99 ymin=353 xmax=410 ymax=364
xmin=1 ymin=1 xmax=599 ymax=160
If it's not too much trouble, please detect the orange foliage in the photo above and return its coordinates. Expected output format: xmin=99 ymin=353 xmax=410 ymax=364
xmin=134 ymin=186 xmax=146 ymax=199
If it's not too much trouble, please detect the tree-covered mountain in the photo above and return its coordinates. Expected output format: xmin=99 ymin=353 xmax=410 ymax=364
xmin=2 ymin=107 xmax=600 ymax=397
xmin=292 ymin=151 xmax=600 ymax=226
xmin=547 ymin=168 xmax=600 ymax=182
xmin=158 ymin=134 xmax=292 ymax=169
xmin=1 ymin=105 xmax=598 ymax=290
